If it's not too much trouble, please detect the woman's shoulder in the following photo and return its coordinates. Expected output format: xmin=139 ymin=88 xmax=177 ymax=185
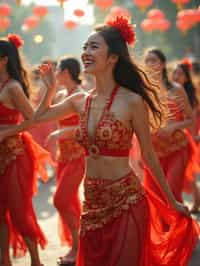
xmin=120 ymin=86 xmax=143 ymax=104
xmin=6 ymin=79 xmax=23 ymax=95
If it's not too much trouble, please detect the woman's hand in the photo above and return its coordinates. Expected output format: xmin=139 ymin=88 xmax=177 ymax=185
xmin=39 ymin=62 xmax=56 ymax=91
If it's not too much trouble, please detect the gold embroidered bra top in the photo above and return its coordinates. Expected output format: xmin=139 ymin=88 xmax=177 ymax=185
xmin=76 ymin=85 xmax=133 ymax=158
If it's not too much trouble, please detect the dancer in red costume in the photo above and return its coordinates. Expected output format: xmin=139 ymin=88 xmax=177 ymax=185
xmin=0 ymin=35 xmax=48 ymax=266
xmin=144 ymin=49 xmax=197 ymax=203
xmin=26 ymin=17 xmax=199 ymax=265
xmin=47 ymin=57 xmax=85 ymax=265
xmin=172 ymin=60 xmax=200 ymax=212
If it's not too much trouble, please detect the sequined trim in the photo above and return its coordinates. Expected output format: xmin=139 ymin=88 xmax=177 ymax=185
xmin=57 ymin=139 xmax=85 ymax=162
xmin=0 ymin=135 xmax=24 ymax=176
xmin=80 ymin=172 xmax=145 ymax=236
xmin=152 ymin=130 xmax=188 ymax=158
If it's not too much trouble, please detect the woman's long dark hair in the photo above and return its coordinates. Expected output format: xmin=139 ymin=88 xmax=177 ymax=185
xmin=146 ymin=48 xmax=173 ymax=90
xmin=95 ymin=25 xmax=162 ymax=127
xmin=0 ymin=39 xmax=30 ymax=98
xmin=59 ymin=56 xmax=81 ymax=85
xmin=177 ymin=63 xmax=198 ymax=108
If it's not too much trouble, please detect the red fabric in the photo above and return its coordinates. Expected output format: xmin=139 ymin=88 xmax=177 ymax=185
xmin=0 ymin=132 xmax=48 ymax=258
xmin=0 ymin=102 xmax=21 ymax=124
xmin=54 ymin=111 xmax=85 ymax=246
xmin=76 ymin=173 xmax=199 ymax=266
xmin=29 ymin=122 xmax=57 ymax=160
xmin=54 ymin=156 xmax=85 ymax=246
xmin=76 ymin=86 xmax=133 ymax=158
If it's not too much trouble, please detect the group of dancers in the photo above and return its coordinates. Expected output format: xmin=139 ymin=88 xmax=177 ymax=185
xmin=0 ymin=16 xmax=200 ymax=266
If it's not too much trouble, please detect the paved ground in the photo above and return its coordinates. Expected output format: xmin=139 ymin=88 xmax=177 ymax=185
xmin=11 ymin=177 xmax=200 ymax=266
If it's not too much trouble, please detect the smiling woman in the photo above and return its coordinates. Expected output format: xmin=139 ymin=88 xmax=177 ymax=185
xmin=7 ymin=15 xmax=200 ymax=266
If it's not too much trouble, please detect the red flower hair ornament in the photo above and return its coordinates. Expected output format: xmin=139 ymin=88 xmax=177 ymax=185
xmin=181 ymin=58 xmax=192 ymax=70
xmin=106 ymin=16 xmax=136 ymax=45
xmin=7 ymin=34 xmax=24 ymax=49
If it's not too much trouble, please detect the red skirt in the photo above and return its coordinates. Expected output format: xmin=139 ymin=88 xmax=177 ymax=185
xmin=76 ymin=172 xmax=199 ymax=266
xmin=54 ymin=139 xmax=85 ymax=246
xmin=0 ymin=132 xmax=49 ymax=257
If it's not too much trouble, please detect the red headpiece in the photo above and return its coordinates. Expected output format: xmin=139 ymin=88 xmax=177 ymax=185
xmin=106 ymin=16 xmax=136 ymax=45
xmin=181 ymin=58 xmax=192 ymax=70
xmin=7 ymin=34 xmax=24 ymax=49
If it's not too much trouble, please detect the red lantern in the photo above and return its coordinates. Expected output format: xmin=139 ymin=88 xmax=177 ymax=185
xmin=109 ymin=6 xmax=131 ymax=20
xmin=23 ymin=16 xmax=40 ymax=30
xmin=133 ymin=0 xmax=153 ymax=11
xmin=141 ymin=19 xmax=156 ymax=32
xmin=0 ymin=17 xmax=11 ymax=31
xmin=194 ymin=8 xmax=200 ymax=23
xmin=33 ymin=6 xmax=48 ymax=19
xmin=57 ymin=0 xmax=67 ymax=8
xmin=157 ymin=19 xmax=171 ymax=32
xmin=64 ymin=20 xmax=77 ymax=30
xmin=147 ymin=9 xmax=164 ymax=20
xmin=172 ymin=0 xmax=191 ymax=9
xmin=176 ymin=18 xmax=192 ymax=32
xmin=177 ymin=9 xmax=198 ymax=27
xmin=73 ymin=9 xmax=85 ymax=17
xmin=0 ymin=3 xmax=12 ymax=17
xmin=16 ymin=0 xmax=21 ymax=5
xmin=94 ymin=0 xmax=114 ymax=9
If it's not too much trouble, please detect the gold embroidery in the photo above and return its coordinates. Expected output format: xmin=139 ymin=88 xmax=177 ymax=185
xmin=80 ymin=173 xmax=145 ymax=236
xmin=0 ymin=135 xmax=24 ymax=176
xmin=152 ymin=130 xmax=188 ymax=158
xmin=77 ymin=111 xmax=133 ymax=153
xmin=58 ymin=139 xmax=85 ymax=162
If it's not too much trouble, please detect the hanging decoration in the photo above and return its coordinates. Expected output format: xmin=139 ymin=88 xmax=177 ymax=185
xmin=171 ymin=0 xmax=191 ymax=10
xmin=64 ymin=20 xmax=78 ymax=30
xmin=23 ymin=15 xmax=40 ymax=31
xmin=94 ymin=0 xmax=114 ymax=10
xmin=57 ymin=0 xmax=67 ymax=8
xmin=141 ymin=19 xmax=156 ymax=32
xmin=105 ymin=6 xmax=131 ymax=22
xmin=176 ymin=8 xmax=199 ymax=33
xmin=0 ymin=17 xmax=11 ymax=32
xmin=73 ymin=9 xmax=85 ymax=18
xmin=16 ymin=0 xmax=21 ymax=6
xmin=147 ymin=9 xmax=164 ymax=20
xmin=33 ymin=6 xmax=48 ymax=19
xmin=141 ymin=8 xmax=170 ymax=32
xmin=133 ymin=0 xmax=153 ymax=12
xmin=0 ymin=3 xmax=12 ymax=17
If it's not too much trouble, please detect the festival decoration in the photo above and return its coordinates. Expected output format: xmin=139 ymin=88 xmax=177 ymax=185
xmin=141 ymin=8 xmax=170 ymax=32
xmin=16 ymin=0 xmax=21 ymax=6
xmin=94 ymin=0 xmax=114 ymax=10
xmin=73 ymin=9 xmax=85 ymax=17
xmin=171 ymin=0 xmax=191 ymax=10
xmin=133 ymin=0 xmax=153 ymax=12
xmin=64 ymin=20 xmax=78 ymax=30
xmin=57 ymin=0 xmax=67 ymax=8
xmin=141 ymin=19 xmax=156 ymax=32
xmin=0 ymin=17 xmax=11 ymax=32
xmin=33 ymin=6 xmax=48 ymax=19
xmin=0 ymin=3 xmax=12 ymax=17
xmin=23 ymin=15 xmax=40 ymax=30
